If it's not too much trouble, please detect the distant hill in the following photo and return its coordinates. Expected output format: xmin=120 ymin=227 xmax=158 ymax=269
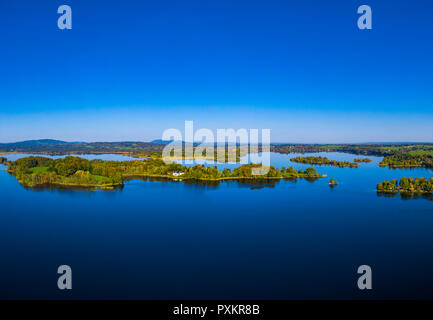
xmin=0 ymin=139 xmax=165 ymax=154
xmin=151 ymin=139 xmax=172 ymax=145
xmin=0 ymin=139 xmax=68 ymax=146
xmin=151 ymin=139 xmax=185 ymax=145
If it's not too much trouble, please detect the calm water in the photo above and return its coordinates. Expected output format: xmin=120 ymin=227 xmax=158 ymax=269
xmin=1 ymin=152 xmax=433 ymax=299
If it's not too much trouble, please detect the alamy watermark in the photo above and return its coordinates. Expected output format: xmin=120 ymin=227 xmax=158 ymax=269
xmin=161 ymin=121 xmax=271 ymax=175
xmin=56 ymin=4 xmax=372 ymax=31
xmin=57 ymin=5 xmax=72 ymax=30
xmin=357 ymin=265 xmax=372 ymax=290
xmin=358 ymin=5 xmax=372 ymax=30
xmin=57 ymin=265 xmax=72 ymax=290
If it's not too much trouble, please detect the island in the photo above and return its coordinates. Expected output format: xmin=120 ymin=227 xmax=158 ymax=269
xmin=377 ymin=177 xmax=433 ymax=194
xmin=6 ymin=156 xmax=327 ymax=189
xmin=354 ymin=158 xmax=372 ymax=163
xmin=290 ymin=156 xmax=360 ymax=168
xmin=328 ymin=178 xmax=339 ymax=186
xmin=379 ymin=152 xmax=433 ymax=168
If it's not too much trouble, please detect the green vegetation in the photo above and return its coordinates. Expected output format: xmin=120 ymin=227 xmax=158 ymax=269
xmin=7 ymin=156 xmax=123 ymax=189
xmin=379 ymin=152 xmax=433 ymax=168
xmin=329 ymin=178 xmax=338 ymax=185
xmin=0 ymin=140 xmax=241 ymax=163
xmin=354 ymin=158 xmax=372 ymax=163
xmin=270 ymin=143 xmax=433 ymax=157
xmin=0 ymin=140 xmax=164 ymax=155
xmin=6 ymin=156 xmax=325 ymax=189
xmin=29 ymin=166 xmax=49 ymax=174
xmin=270 ymin=144 xmax=433 ymax=169
xmin=164 ymin=147 xmax=243 ymax=163
xmin=377 ymin=177 xmax=433 ymax=194
xmin=290 ymin=156 xmax=360 ymax=168
xmin=4 ymin=140 xmax=433 ymax=168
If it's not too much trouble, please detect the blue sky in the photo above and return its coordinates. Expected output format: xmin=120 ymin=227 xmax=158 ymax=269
xmin=0 ymin=0 xmax=432 ymax=143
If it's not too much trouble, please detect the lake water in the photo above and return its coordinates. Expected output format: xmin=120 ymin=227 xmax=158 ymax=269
xmin=1 ymin=152 xmax=433 ymax=299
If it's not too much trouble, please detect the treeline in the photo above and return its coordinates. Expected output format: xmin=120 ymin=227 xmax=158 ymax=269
xmin=8 ymin=156 xmax=123 ymax=188
xmin=290 ymin=156 xmax=360 ymax=168
xmin=7 ymin=156 xmax=325 ymax=189
xmin=3 ymin=140 xmax=433 ymax=164
xmin=377 ymin=177 xmax=433 ymax=194
xmin=270 ymin=144 xmax=401 ymax=156
xmin=379 ymin=152 xmax=433 ymax=168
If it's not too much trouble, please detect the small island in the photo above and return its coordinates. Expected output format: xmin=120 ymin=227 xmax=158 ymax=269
xmin=328 ymin=178 xmax=339 ymax=186
xmin=377 ymin=177 xmax=433 ymax=194
xmin=290 ymin=156 xmax=360 ymax=168
xmin=354 ymin=158 xmax=372 ymax=163
xmin=6 ymin=156 xmax=327 ymax=190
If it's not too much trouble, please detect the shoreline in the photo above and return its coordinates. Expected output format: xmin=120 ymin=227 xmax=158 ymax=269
xmin=379 ymin=164 xmax=423 ymax=168
xmin=123 ymin=173 xmax=327 ymax=182
xmin=12 ymin=172 xmax=327 ymax=190
xmin=377 ymin=190 xmax=433 ymax=195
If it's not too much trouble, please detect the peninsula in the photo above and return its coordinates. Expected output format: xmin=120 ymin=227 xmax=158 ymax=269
xmin=290 ymin=156 xmax=360 ymax=168
xmin=6 ymin=156 xmax=327 ymax=189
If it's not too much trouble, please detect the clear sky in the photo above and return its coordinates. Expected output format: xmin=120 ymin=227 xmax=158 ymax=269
xmin=0 ymin=0 xmax=432 ymax=143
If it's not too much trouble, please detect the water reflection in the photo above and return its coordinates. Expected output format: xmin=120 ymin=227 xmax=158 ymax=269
xmin=3 ymin=152 xmax=433 ymax=299
xmin=386 ymin=166 xmax=433 ymax=173
xmin=29 ymin=183 xmax=124 ymax=193
xmin=125 ymin=176 xmax=284 ymax=190
xmin=4 ymin=152 xmax=433 ymax=201
xmin=376 ymin=191 xmax=433 ymax=201
xmin=302 ymin=177 xmax=319 ymax=183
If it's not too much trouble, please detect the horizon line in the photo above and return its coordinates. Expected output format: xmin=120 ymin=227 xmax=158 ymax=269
xmin=1 ymin=139 xmax=433 ymax=145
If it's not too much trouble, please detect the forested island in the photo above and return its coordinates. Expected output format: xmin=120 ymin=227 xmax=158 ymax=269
xmin=354 ymin=158 xmax=372 ymax=163
xmin=6 ymin=156 xmax=326 ymax=189
xmin=290 ymin=156 xmax=360 ymax=168
xmin=377 ymin=177 xmax=433 ymax=194
xmin=379 ymin=152 xmax=433 ymax=168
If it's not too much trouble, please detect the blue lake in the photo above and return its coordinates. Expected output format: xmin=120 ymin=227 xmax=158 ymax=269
xmin=1 ymin=152 xmax=433 ymax=299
